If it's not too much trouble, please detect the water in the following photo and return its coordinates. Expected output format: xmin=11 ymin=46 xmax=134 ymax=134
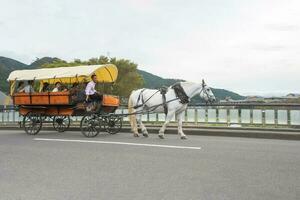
xmin=277 ymin=110 xmax=287 ymax=125
xmin=1 ymin=108 xmax=300 ymax=126
xmin=241 ymin=110 xmax=250 ymax=123
xmin=197 ymin=109 xmax=206 ymax=122
xmin=290 ymin=110 xmax=300 ymax=125
xmin=218 ymin=109 xmax=227 ymax=123
xmin=208 ymin=109 xmax=216 ymax=122
xmin=230 ymin=109 xmax=238 ymax=123
xmin=253 ymin=110 xmax=262 ymax=124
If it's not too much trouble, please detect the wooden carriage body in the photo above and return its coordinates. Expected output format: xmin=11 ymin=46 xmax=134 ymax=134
xmin=13 ymin=92 xmax=120 ymax=116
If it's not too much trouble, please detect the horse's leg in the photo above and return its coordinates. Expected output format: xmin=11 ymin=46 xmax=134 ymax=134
xmin=158 ymin=110 xmax=175 ymax=139
xmin=177 ymin=111 xmax=187 ymax=139
xmin=136 ymin=114 xmax=148 ymax=137
xmin=131 ymin=112 xmax=140 ymax=137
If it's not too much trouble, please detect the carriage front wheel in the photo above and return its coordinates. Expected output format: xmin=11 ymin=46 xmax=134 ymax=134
xmin=53 ymin=116 xmax=70 ymax=132
xmin=23 ymin=112 xmax=43 ymax=135
xmin=104 ymin=115 xmax=122 ymax=134
xmin=80 ymin=114 xmax=101 ymax=137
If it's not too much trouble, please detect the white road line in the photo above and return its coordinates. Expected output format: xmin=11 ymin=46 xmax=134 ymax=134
xmin=34 ymin=138 xmax=201 ymax=150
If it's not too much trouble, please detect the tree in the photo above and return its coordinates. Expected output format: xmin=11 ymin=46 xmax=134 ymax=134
xmin=42 ymin=56 xmax=144 ymax=98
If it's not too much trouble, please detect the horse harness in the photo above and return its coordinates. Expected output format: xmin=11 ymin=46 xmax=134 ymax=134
xmin=134 ymin=83 xmax=190 ymax=116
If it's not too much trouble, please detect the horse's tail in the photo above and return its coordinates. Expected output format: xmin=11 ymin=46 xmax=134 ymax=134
xmin=128 ymin=92 xmax=138 ymax=135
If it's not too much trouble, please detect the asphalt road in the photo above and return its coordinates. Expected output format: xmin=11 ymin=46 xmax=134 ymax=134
xmin=0 ymin=130 xmax=299 ymax=200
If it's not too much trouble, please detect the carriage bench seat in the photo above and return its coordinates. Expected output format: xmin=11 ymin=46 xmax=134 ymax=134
xmin=102 ymin=95 xmax=120 ymax=107
xmin=13 ymin=91 xmax=71 ymax=105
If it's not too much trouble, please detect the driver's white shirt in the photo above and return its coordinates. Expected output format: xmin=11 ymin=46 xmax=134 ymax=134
xmin=85 ymin=81 xmax=96 ymax=95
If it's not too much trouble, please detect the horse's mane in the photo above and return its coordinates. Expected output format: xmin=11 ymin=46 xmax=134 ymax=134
xmin=177 ymin=81 xmax=196 ymax=87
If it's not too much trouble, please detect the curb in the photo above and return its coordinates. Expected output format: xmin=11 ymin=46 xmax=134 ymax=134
xmin=0 ymin=125 xmax=299 ymax=140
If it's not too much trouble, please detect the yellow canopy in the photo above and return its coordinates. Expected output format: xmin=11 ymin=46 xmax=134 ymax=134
xmin=7 ymin=64 xmax=118 ymax=95
xmin=8 ymin=64 xmax=118 ymax=83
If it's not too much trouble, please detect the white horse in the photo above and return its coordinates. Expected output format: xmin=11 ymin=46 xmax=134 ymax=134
xmin=128 ymin=80 xmax=216 ymax=139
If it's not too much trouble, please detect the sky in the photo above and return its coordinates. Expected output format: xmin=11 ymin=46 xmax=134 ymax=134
xmin=0 ymin=0 xmax=299 ymax=95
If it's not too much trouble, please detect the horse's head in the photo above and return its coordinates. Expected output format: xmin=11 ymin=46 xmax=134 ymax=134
xmin=200 ymin=79 xmax=216 ymax=103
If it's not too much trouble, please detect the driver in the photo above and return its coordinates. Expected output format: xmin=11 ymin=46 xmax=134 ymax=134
xmin=85 ymin=74 xmax=102 ymax=102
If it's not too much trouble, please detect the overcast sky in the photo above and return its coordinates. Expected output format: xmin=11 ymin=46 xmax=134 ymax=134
xmin=0 ymin=0 xmax=299 ymax=95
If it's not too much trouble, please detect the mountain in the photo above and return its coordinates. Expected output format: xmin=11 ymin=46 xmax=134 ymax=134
xmin=138 ymin=70 xmax=185 ymax=89
xmin=30 ymin=57 xmax=59 ymax=68
xmin=0 ymin=57 xmax=58 ymax=94
xmin=0 ymin=56 xmax=30 ymax=94
xmin=0 ymin=56 xmax=245 ymax=100
xmin=138 ymin=69 xmax=245 ymax=100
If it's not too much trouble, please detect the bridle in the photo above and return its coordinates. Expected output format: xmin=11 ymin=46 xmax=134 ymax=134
xmin=199 ymin=82 xmax=215 ymax=104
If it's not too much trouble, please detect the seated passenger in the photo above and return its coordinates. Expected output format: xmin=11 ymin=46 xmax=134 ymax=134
xmin=24 ymin=80 xmax=35 ymax=93
xmin=41 ymin=82 xmax=50 ymax=92
xmin=52 ymin=82 xmax=67 ymax=92
xmin=70 ymin=83 xmax=81 ymax=102
xmin=85 ymin=74 xmax=102 ymax=102
xmin=17 ymin=81 xmax=25 ymax=93
xmin=70 ymin=83 xmax=79 ymax=95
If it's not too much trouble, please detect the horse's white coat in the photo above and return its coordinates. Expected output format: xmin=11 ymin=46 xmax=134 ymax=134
xmin=128 ymin=81 xmax=216 ymax=139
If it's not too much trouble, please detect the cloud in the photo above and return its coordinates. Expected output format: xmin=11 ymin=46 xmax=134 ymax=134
xmin=0 ymin=0 xmax=300 ymax=94
xmin=265 ymin=24 xmax=300 ymax=32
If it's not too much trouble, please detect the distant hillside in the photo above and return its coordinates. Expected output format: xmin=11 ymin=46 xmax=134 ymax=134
xmin=0 ymin=56 xmax=245 ymax=100
xmin=0 ymin=57 xmax=30 ymax=94
xmin=138 ymin=69 xmax=245 ymax=100
xmin=30 ymin=57 xmax=59 ymax=68
xmin=138 ymin=70 xmax=184 ymax=89
xmin=0 ymin=57 xmax=58 ymax=94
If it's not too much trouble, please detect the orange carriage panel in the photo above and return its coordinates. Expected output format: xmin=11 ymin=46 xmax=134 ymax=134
xmin=45 ymin=107 xmax=73 ymax=116
xmin=13 ymin=93 xmax=30 ymax=105
xmin=102 ymin=95 xmax=120 ymax=107
xmin=19 ymin=107 xmax=46 ymax=116
xmin=31 ymin=92 xmax=49 ymax=105
xmin=49 ymin=92 xmax=70 ymax=105
xmin=19 ymin=107 xmax=31 ymax=116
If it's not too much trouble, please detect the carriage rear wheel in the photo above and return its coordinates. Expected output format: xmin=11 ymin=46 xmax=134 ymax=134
xmin=104 ymin=115 xmax=122 ymax=134
xmin=23 ymin=112 xmax=43 ymax=135
xmin=80 ymin=114 xmax=101 ymax=137
xmin=53 ymin=116 xmax=70 ymax=132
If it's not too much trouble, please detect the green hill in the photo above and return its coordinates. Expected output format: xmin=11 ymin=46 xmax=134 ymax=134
xmin=0 ymin=57 xmax=58 ymax=94
xmin=0 ymin=57 xmax=29 ymax=93
xmin=138 ymin=69 xmax=245 ymax=100
xmin=0 ymin=56 xmax=245 ymax=100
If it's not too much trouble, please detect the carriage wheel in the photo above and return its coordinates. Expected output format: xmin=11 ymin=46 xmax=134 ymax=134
xmin=80 ymin=114 xmax=101 ymax=137
xmin=23 ymin=112 xmax=43 ymax=135
xmin=53 ymin=116 xmax=70 ymax=132
xmin=104 ymin=115 xmax=122 ymax=134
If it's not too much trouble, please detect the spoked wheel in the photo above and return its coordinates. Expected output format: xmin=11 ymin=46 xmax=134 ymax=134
xmin=80 ymin=114 xmax=101 ymax=137
xmin=23 ymin=112 xmax=43 ymax=135
xmin=104 ymin=115 xmax=123 ymax=134
xmin=53 ymin=116 xmax=70 ymax=132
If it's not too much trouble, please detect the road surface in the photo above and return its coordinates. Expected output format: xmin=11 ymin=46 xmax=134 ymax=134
xmin=0 ymin=130 xmax=299 ymax=200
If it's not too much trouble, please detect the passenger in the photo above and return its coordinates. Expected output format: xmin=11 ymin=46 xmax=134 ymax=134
xmin=24 ymin=80 xmax=35 ymax=93
xmin=41 ymin=82 xmax=50 ymax=92
xmin=52 ymin=82 xmax=67 ymax=92
xmin=85 ymin=74 xmax=102 ymax=102
xmin=70 ymin=83 xmax=79 ymax=95
xmin=70 ymin=83 xmax=80 ymax=102
xmin=17 ymin=81 xmax=25 ymax=93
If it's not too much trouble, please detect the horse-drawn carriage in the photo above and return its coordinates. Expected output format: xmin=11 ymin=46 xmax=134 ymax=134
xmin=7 ymin=64 xmax=123 ymax=137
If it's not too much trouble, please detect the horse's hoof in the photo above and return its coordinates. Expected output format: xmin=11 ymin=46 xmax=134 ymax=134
xmin=181 ymin=135 xmax=187 ymax=140
xmin=133 ymin=134 xmax=139 ymax=137
xmin=158 ymin=135 xmax=165 ymax=139
xmin=143 ymin=133 xmax=149 ymax=137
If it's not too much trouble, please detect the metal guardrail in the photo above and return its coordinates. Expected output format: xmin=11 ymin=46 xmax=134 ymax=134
xmin=0 ymin=104 xmax=300 ymax=128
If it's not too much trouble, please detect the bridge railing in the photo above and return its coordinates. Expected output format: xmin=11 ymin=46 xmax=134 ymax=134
xmin=0 ymin=103 xmax=300 ymax=128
